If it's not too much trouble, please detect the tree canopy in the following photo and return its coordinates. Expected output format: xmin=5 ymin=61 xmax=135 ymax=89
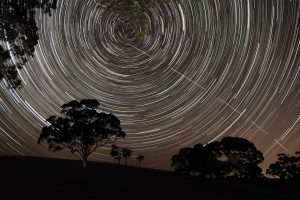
xmin=171 ymin=137 xmax=264 ymax=179
xmin=38 ymin=99 xmax=126 ymax=168
xmin=267 ymin=152 xmax=300 ymax=180
xmin=171 ymin=147 xmax=193 ymax=175
xmin=0 ymin=0 xmax=57 ymax=88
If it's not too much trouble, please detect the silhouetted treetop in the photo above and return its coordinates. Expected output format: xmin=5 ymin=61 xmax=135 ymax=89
xmin=267 ymin=152 xmax=300 ymax=180
xmin=0 ymin=0 xmax=57 ymax=88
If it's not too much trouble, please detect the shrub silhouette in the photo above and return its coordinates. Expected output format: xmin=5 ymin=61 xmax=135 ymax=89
xmin=171 ymin=137 xmax=264 ymax=179
xmin=267 ymin=151 xmax=300 ymax=179
xmin=38 ymin=99 xmax=126 ymax=168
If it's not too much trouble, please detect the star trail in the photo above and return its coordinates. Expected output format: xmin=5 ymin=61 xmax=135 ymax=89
xmin=1 ymin=0 xmax=300 ymax=170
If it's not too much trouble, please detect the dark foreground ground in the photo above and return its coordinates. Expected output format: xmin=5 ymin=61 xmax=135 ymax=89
xmin=0 ymin=156 xmax=298 ymax=200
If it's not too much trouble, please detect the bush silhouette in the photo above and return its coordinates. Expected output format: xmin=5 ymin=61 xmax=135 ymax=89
xmin=38 ymin=99 xmax=126 ymax=168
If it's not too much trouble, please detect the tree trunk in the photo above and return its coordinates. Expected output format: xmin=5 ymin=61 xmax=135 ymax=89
xmin=81 ymin=156 xmax=88 ymax=184
xmin=83 ymin=157 xmax=87 ymax=168
xmin=210 ymin=173 xmax=214 ymax=183
xmin=118 ymin=159 xmax=121 ymax=165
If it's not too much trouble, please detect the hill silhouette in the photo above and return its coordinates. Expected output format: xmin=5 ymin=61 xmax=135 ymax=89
xmin=0 ymin=156 xmax=297 ymax=200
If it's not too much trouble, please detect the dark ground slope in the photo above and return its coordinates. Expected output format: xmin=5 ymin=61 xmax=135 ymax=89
xmin=0 ymin=156 xmax=298 ymax=200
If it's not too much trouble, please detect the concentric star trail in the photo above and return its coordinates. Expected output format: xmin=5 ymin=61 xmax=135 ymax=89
xmin=129 ymin=40 xmax=289 ymax=154
xmin=1 ymin=0 xmax=300 ymax=170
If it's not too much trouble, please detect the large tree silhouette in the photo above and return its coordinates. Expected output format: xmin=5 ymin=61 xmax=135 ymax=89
xmin=220 ymin=137 xmax=264 ymax=179
xmin=189 ymin=142 xmax=230 ymax=179
xmin=267 ymin=152 xmax=300 ymax=179
xmin=0 ymin=0 xmax=57 ymax=88
xmin=171 ymin=137 xmax=264 ymax=179
xmin=38 ymin=99 xmax=126 ymax=168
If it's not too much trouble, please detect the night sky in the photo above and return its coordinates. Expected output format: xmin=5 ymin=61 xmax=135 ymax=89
xmin=1 ymin=0 xmax=300 ymax=171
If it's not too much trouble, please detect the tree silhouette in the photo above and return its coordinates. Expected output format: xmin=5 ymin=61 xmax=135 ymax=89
xmin=38 ymin=99 xmax=126 ymax=168
xmin=122 ymin=148 xmax=132 ymax=166
xmin=137 ymin=155 xmax=145 ymax=167
xmin=220 ymin=137 xmax=264 ymax=179
xmin=171 ymin=147 xmax=193 ymax=175
xmin=0 ymin=0 xmax=57 ymax=88
xmin=189 ymin=142 xmax=229 ymax=179
xmin=0 ymin=45 xmax=21 ymax=87
xmin=111 ymin=144 xmax=122 ymax=165
xmin=267 ymin=152 xmax=300 ymax=179
xmin=171 ymin=137 xmax=264 ymax=179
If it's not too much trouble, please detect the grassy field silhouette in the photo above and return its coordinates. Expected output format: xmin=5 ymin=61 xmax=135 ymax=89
xmin=0 ymin=156 xmax=298 ymax=200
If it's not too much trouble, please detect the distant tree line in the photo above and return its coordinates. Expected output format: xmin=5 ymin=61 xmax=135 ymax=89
xmin=0 ymin=0 xmax=57 ymax=88
xmin=111 ymin=144 xmax=132 ymax=165
xmin=110 ymin=144 xmax=145 ymax=167
xmin=171 ymin=137 xmax=300 ymax=181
